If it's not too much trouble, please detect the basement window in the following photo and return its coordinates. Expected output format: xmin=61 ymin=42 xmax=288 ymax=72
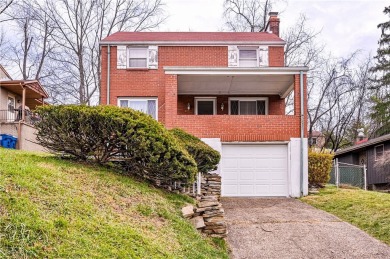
xmin=127 ymin=47 xmax=148 ymax=68
xmin=195 ymin=97 xmax=216 ymax=115
xmin=229 ymin=97 xmax=268 ymax=115
xmin=118 ymin=97 xmax=157 ymax=119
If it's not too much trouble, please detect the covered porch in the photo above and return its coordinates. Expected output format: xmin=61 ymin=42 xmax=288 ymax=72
xmin=0 ymin=80 xmax=48 ymax=124
xmin=164 ymin=66 xmax=308 ymax=142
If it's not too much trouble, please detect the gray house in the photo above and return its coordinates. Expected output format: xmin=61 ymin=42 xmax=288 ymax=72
xmin=334 ymin=134 xmax=390 ymax=188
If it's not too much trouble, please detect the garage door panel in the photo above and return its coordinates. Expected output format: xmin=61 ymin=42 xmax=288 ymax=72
xmin=223 ymin=184 xmax=238 ymax=195
xmin=222 ymin=144 xmax=288 ymax=197
xmin=239 ymin=184 xmax=254 ymax=195
xmin=254 ymin=184 xmax=271 ymax=195
xmin=239 ymin=171 xmax=254 ymax=180
xmin=223 ymin=171 xmax=239 ymax=180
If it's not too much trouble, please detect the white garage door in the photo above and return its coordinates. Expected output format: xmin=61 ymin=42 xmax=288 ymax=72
xmin=221 ymin=144 xmax=288 ymax=197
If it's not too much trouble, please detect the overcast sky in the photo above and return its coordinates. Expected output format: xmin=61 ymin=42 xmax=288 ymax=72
xmin=160 ymin=0 xmax=388 ymax=58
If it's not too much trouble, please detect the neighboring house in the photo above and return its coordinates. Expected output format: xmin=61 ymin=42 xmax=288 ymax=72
xmin=100 ymin=13 xmax=309 ymax=197
xmin=334 ymin=134 xmax=390 ymax=188
xmin=309 ymin=130 xmax=326 ymax=149
xmin=0 ymin=65 xmax=48 ymax=151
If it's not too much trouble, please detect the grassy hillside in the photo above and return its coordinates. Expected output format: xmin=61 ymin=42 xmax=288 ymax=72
xmin=301 ymin=186 xmax=390 ymax=245
xmin=0 ymin=149 xmax=228 ymax=258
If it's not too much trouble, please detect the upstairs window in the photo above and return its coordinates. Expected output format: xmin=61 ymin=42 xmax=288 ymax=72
xmin=239 ymin=48 xmax=257 ymax=67
xmin=229 ymin=97 xmax=268 ymax=115
xmin=128 ymin=47 xmax=148 ymax=68
xmin=118 ymin=97 xmax=157 ymax=119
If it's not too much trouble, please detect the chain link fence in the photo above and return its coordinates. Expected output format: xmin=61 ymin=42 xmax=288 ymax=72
xmin=329 ymin=160 xmax=367 ymax=189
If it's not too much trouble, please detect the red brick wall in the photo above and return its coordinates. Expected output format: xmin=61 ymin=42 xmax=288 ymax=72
xmin=100 ymin=44 xmax=306 ymax=142
xmin=173 ymin=115 xmax=300 ymax=142
xmin=177 ymin=95 xmax=285 ymax=115
xmin=269 ymin=46 xmax=284 ymax=66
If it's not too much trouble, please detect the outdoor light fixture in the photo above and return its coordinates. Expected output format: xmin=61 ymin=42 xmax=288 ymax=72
xmin=187 ymin=102 xmax=191 ymax=110
xmin=221 ymin=103 xmax=224 ymax=111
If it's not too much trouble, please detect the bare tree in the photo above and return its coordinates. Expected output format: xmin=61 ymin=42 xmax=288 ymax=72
xmin=314 ymin=54 xmax=375 ymax=151
xmin=4 ymin=0 xmax=54 ymax=81
xmin=40 ymin=0 xmax=165 ymax=104
xmin=0 ymin=0 xmax=14 ymax=22
xmin=223 ymin=0 xmax=274 ymax=32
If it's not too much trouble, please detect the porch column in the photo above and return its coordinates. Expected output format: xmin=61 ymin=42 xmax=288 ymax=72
xmin=293 ymin=74 xmax=308 ymax=137
xmin=21 ymin=85 xmax=26 ymax=121
xmin=164 ymin=74 xmax=178 ymax=128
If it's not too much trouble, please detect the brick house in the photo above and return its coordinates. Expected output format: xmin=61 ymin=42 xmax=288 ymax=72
xmin=100 ymin=13 xmax=309 ymax=197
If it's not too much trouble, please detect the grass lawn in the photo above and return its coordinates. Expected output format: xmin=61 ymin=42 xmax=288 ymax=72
xmin=0 ymin=148 xmax=229 ymax=258
xmin=301 ymin=186 xmax=390 ymax=245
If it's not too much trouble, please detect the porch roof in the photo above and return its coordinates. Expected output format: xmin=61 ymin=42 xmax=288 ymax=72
xmin=165 ymin=66 xmax=308 ymax=98
xmin=0 ymin=80 xmax=49 ymax=109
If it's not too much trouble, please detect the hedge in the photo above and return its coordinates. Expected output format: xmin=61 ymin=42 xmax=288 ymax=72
xmin=170 ymin=128 xmax=220 ymax=174
xmin=35 ymin=105 xmax=197 ymax=185
xmin=308 ymin=150 xmax=334 ymax=187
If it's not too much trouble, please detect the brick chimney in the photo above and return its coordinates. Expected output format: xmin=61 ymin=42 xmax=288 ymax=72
xmin=268 ymin=12 xmax=280 ymax=37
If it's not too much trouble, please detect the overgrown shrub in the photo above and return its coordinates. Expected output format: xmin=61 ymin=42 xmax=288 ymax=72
xmin=170 ymin=128 xmax=221 ymax=173
xmin=308 ymin=149 xmax=334 ymax=187
xmin=35 ymin=105 xmax=197 ymax=184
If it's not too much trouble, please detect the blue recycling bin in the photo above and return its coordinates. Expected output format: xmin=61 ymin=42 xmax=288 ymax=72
xmin=0 ymin=134 xmax=17 ymax=149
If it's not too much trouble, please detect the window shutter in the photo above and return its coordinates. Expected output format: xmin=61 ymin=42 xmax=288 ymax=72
xmin=228 ymin=46 xmax=239 ymax=67
xmin=258 ymin=46 xmax=269 ymax=67
xmin=117 ymin=46 xmax=127 ymax=69
xmin=148 ymin=46 xmax=158 ymax=69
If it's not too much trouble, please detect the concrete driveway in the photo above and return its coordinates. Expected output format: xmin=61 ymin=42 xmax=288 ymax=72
xmin=222 ymin=198 xmax=390 ymax=259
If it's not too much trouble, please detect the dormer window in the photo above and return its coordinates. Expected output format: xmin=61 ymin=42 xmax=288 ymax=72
xmin=239 ymin=48 xmax=258 ymax=67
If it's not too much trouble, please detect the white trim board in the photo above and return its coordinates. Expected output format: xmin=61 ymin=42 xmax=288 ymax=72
xmin=100 ymin=41 xmax=285 ymax=46
xmin=165 ymin=66 xmax=309 ymax=75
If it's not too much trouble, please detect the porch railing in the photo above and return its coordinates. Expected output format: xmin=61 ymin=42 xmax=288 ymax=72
xmin=0 ymin=109 xmax=40 ymax=125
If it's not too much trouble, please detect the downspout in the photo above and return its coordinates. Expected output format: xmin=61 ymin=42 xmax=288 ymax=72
xmin=106 ymin=45 xmax=111 ymax=105
xmin=300 ymin=71 xmax=304 ymax=196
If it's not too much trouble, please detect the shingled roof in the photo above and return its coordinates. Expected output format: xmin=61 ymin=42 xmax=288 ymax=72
xmin=100 ymin=32 xmax=285 ymax=45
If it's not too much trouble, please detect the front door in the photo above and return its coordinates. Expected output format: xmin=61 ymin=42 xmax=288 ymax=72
xmin=7 ymin=95 xmax=15 ymax=121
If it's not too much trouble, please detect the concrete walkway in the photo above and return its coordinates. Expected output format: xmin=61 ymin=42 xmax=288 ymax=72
xmin=222 ymin=198 xmax=390 ymax=259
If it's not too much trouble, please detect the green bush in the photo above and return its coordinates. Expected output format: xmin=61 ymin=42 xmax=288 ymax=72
xmin=169 ymin=128 xmax=220 ymax=174
xmin=308 ymin=150 xmax=334 ymax=187
xmin=35 ymin=105 xmax=197 ymax=184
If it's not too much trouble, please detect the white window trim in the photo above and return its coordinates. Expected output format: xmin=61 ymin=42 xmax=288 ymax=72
xmin=127 ymin=47 xmax=148 ymax=68
xmin=228 ymin=97 xmax=269 ymax=115
xmin=374 ymin=144 xmax=384 ymax=161
xmin=194 ymin=97 xmax=217 ymax=115
xmin=238 ymin=47 xmax=259 ymax=68
xmin=117 ymin=97 xmax=158 ymax=120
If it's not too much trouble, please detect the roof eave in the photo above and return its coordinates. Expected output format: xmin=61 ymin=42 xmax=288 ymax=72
xmin=99 ymin=40 xmax=286 ymax=46
xmin=164 ymin=66 xmax=309 ymax=75
xmin=335 ymin=134 xmax=390 ymax=156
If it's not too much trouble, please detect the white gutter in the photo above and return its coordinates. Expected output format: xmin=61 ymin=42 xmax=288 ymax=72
xmin=300 ymin=70 xmax=304 ymax=196
xmin=222 ymin=141 xmax=289 ymax=145
xmin=99 ymin=41 xmax=285 ymax=46
xmin=164 ymin=66 xmax=309 ymax=75
xmin=107 ymin=45 xmax=111 ymax=105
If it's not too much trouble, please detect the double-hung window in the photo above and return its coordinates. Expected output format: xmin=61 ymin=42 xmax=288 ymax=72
xmin=118 ymin=98 xmax=158 ymax=119
xmin=128 ymin=47 xmax=148 ymax=68
xmin=229 ymin=97 xmax=268 ymax=115
xmin=239 ymin=48 xmax=258 ymax=67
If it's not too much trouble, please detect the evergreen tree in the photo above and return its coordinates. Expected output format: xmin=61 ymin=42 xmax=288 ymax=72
xmin=371 ymin=6 xmax=390 ymax=137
